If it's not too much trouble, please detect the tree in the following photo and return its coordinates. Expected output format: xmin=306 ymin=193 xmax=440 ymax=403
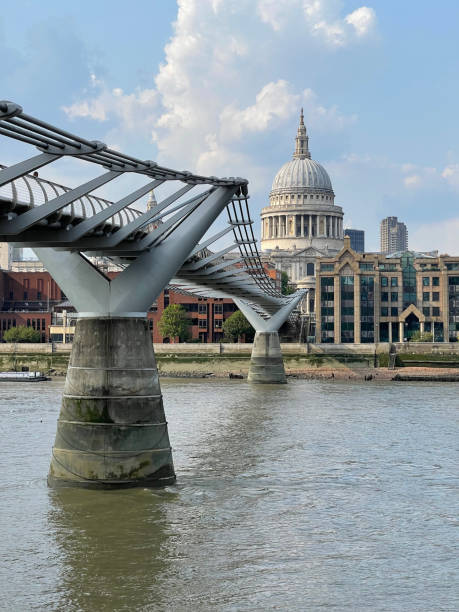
xmin=410 ymin=331 xmax=434 ymax=342
xmin=281 ymin=271 xmax=295 ymax=295
xmin=158 ymin=304 xmax=190 ymax=342
xmin=3 ymin=326 xmax=41 ymax=343
xmin=222 ymin=310 xmax=254 ymax=342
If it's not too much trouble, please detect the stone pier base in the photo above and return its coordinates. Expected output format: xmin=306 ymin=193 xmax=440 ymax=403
xmin=48 ymin=317 xmax=175 ymax=489
xmin=247 ymin=331 xmax=287 ymax=384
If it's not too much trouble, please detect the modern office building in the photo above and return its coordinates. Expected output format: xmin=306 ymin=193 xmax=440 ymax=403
xmin=316 ymin=236 xmax=459 ymax=343
xmin=380 ymin=216 xmax=408 ymax=253
xmin=344 ymin=229 xmax=365 ymax=253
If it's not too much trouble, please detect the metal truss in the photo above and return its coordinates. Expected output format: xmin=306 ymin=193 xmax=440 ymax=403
xmin=0 ymin=100 xmax=306 ymax=322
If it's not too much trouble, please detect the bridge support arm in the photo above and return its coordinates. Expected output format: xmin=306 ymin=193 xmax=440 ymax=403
xmin=234 ymin=292 xmax=306 ymax=384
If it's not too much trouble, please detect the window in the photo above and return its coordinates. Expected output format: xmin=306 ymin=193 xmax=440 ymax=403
xmin=214 ymin=304 xmax=223 ymax=314
xmin=37 ymin=292 xmax=42 ymax=300
xmin=359 ymin=263 xmax=373 ymax=270
xmin=391 ymin=292 xmax=398 ymax=302
xmin=215 ymin=319 xmax=222 ymax=329
xmin=423 ymin=277 xmax=430 ymax=286
xmin=341 ymin=307 xmax=354 ymax=315
xmin=432 ymin=292 xmax=440 ymax=302
xmin=432 ymin=277 xmax=440 ymax=286
xmin=423 ymin=292 xmax=430 ymax=302
xmin=390 ymin=277 xmax=398 ymax=287
xmin=320 ymin=264 xmax=334 ymax=271
xmin=381 ymin=307 xmax=388 ymax=316
xmin=381 ymin=292 xmax=388 ymax=302
xmin=42 ymin=319 xmax=46 ymax=330
xmin=306 ymin=262 xmax=315 ymax=276
xmin=381 ymin=277 xmax=388 ymax=287
xmin=149 ymin=320 xmax=153 ymax=330
xmin=432 ymin=307 xmax=440 ymax=316
xmin=321 ymin=276 xmax=334 ymax=286
xmin=446 ymin=263 xmax=459 ymax=270
xmin=23 ymin=292 xmax=28 ymax=300
xmin=198 ymin=303 xmax=207 ymax=314
xmin=198 ymin=319 xmax=207 ymax=328
xmin=391 ymin=307 xmax=398 ymax=316
xmin=423 ymin=307 xmax=430 ymax=316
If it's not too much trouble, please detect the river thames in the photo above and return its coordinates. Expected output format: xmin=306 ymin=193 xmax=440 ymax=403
xmin=0 ymin=378 xmax=458 ymax=611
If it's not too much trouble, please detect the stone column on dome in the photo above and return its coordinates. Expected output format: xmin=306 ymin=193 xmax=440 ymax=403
xmin=309 ymin=215 xmax=312 ymax=238
xmin=300 ymin=215 xmax=304 ymax=237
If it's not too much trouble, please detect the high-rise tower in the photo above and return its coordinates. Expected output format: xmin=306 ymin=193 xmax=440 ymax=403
xmin=380 ymin=216 xmax=408 ymax=253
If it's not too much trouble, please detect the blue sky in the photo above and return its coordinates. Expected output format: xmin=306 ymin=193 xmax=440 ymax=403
xmin=1 ymin=0 xmax=459 ymax=252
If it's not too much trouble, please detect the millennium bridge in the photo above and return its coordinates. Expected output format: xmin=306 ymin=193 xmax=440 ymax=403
xmin=0 ymin=100 xmax=306 ymax=488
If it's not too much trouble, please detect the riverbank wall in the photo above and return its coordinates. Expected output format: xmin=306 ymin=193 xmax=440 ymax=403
xmin=0 ymin=342 xmax=458 ymax=379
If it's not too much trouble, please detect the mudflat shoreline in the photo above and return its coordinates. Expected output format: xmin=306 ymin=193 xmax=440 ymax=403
xmin=157 ymin=365 xmax=459 ymax=382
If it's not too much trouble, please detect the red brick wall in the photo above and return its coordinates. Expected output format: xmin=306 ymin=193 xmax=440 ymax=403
xmin=2 ymin=271 xmax=62 ymax=303
xmin=0 ymin=312 xmax=52 ymax=342
xmin=147 ymin=291 xmax=237 ymax=343
xmin=0 ymin=270 xmax=240 ymax=343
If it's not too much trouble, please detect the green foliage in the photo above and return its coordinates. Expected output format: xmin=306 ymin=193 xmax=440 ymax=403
xmin=410 ymin=331 xmax=434 ymax=342
xmin=3 ymin=326 xmax=41 ymax=343
xmin=158 ymin=304 xmax=190 ymax=342
xmin=222 ymin=310 xmax=254 ymax=342
xmin=281 ymin=271 xmax=295 ymax=295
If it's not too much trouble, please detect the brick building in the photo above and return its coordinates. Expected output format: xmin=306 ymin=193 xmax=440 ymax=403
xmin=0 ymin=268 xmax=239 ymax=343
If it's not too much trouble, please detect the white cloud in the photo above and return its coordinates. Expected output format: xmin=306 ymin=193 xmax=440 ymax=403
xmin=345 ymin=7 xmax=376 ymax=37
xmin=220 ymin=80 xmax=299 ymax=141
xmin=63 ymin=86 xmax=158 ymax=131
xmin=61 ymin=0 xmax=374 ymax=195
xmin=442 ymin=164 xmax=459 ymax=190
xmin=404 ymin=174 xmax=421 ymax=188
xmin=411 ymin=218 xmax=459 ymax=255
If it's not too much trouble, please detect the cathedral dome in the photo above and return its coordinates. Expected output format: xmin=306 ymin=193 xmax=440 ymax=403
xmin=272 ymin=157 xmax=333 ymax=193
xmin=270 ymin=108 xmax=334 ymax=197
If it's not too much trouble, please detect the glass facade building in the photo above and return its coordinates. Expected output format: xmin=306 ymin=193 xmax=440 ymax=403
xmin=316 ymin=237 xmax=459 ymax=343
xmin=344 ymin=229 xmax=365 ymax=253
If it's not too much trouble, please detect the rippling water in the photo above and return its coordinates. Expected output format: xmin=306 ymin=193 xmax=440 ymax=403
xmin=0 ymin=378 xmax=458 ymax=611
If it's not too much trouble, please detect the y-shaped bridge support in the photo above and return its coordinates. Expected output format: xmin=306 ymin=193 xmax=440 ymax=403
xmin=36 ymin=185 xmax=237 ymax=489
xmin=234 ymin=294 xmax=304 ymax=384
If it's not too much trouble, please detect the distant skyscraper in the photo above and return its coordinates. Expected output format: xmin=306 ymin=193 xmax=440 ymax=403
xmin=380 ymin=216 xmax=408 ymax=253
xmin=344 ymin=229 xmax=365 ymax=252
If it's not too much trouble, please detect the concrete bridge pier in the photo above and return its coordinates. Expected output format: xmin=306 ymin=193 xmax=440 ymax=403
xmin=48 ymin=316 xmax=175 ymax=488
xmin=248 ymin=331 xmax=286 ymax=384
xmin=235 ymin=293 xmax=305 ymax=384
